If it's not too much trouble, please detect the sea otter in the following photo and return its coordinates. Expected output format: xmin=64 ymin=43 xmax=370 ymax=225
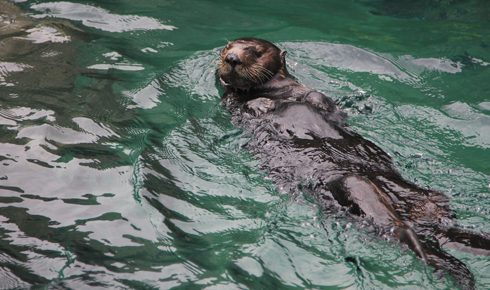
xmin=218 ymin=38 xmax=490 ymax=289
xmin=218 ymin=38 xmax=346 ymax=124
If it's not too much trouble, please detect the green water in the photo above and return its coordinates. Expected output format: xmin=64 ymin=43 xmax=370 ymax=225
xmin=0 ymin=0 xmax=489 ymax=289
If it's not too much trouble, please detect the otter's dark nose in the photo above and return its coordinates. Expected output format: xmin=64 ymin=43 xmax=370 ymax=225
xmin=225 ymin=51 xmax=241 ymax=67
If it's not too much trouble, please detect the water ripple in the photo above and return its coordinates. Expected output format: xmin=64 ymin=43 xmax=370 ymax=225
xmin=30 ymin=2 xmax=177 ymax=32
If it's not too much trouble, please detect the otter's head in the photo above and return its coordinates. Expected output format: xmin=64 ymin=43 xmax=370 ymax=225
xmin=218 ymin=38 xmax=285 ymax=91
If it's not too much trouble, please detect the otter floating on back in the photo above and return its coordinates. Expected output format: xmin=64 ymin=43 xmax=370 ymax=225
xmin=218 ymin=37 xmax=490 ymax=290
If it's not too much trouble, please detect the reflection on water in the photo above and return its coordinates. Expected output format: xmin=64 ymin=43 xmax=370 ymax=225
xmin=0 ymin=0 xmax=489 ymax=288
xmin=358 ymin=0 xmax=490 ymax=22
xmin=30 ymin=2 xmax=177 ymax=32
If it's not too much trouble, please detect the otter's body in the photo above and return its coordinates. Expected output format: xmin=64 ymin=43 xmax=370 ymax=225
xmin=218 ymin=38 xmax=490 ymax=290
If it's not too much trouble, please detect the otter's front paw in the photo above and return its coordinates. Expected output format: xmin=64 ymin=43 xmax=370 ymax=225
xmin=245 ymin=98 xmax=276 ymax=116
xmin=303 ymin=91 xmax=337 ymax=112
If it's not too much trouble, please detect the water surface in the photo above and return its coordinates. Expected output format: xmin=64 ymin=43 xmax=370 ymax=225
xmin=0 ymin=0 xmax=489 ymax=289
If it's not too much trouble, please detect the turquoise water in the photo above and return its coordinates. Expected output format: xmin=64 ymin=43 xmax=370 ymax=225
xmin=0 ymin=0 xmax=489 ymax=289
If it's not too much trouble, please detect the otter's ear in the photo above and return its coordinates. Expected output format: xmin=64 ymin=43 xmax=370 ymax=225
xmin=280 ymin=50 xmax=287 ymax=65
xmin=280 ymin=50 xmax=289 ymax=74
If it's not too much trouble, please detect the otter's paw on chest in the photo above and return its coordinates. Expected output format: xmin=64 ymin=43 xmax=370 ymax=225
xmin=244 ymin=97 xmax=276 ymax=116
xmin=303 ymin=91 xmax=338 ymax=112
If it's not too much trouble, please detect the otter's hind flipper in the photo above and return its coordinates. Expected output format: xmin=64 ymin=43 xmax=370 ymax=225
xmin=395 ymin=226 xmax=428 ymax=263
xmin=436 ymin=226 xmax=490 ymax=256
xmin=328 ymin=176 xmax=427 ymax=261
xmin=422 ymin=237 xmax=476 ymax=290
xmin=329 ymin=176 xmax=403 ymax=227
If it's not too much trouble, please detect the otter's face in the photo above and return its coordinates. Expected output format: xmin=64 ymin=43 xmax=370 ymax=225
xmin=218 ymin=38 xmax=282 ymax=90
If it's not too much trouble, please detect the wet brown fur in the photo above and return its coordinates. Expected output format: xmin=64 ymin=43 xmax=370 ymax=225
xmin=218 ymin=38 xmax=490 ymax=290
